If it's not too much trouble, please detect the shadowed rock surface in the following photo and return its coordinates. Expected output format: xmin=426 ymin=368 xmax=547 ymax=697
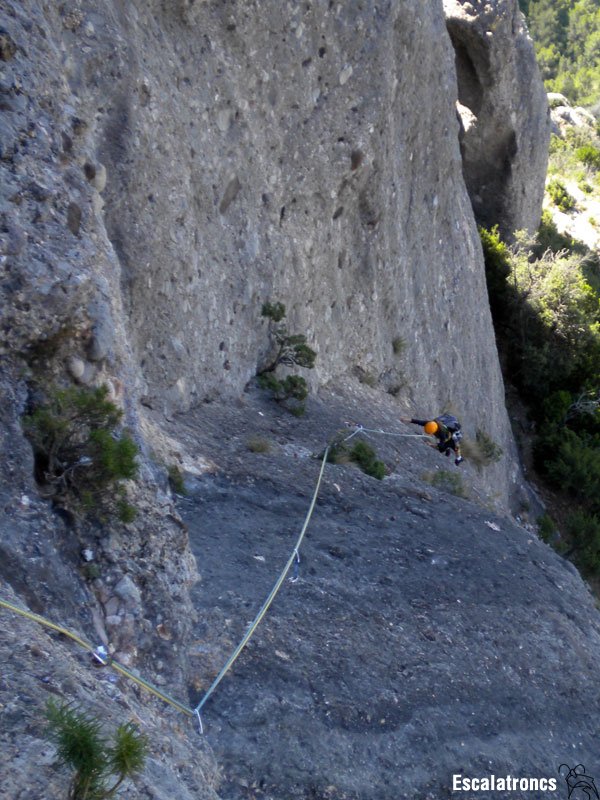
xmin=171 ymin=386 xmax=600 ymax=800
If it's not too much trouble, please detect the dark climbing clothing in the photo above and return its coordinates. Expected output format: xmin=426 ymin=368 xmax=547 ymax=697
xmin=409 ymin=415 xmax=463 ymax=465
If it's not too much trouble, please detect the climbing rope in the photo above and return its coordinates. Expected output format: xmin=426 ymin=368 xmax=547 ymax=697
xmin=345 ymin=423 xmax=431 ymax=439
xmin=194 ymin=444 xmax=330 ymax=719
xmin=0 ymin=597 xmax=195 ymax=717
xmin=0 ymin=421 xmax=423 ymax=730
xmin=0 ymin=443 xmax=332 ymax=730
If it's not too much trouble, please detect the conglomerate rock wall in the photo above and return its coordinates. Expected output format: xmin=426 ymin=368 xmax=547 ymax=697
xmin=444 ymin=0 xmax=551 ymax=238
xmin=0 ymin=1 xmax=554 ymax=797
xmin=3 ymin=1 xmax=516 ymax=422
xmin=0 ymin=0 xmax=546 ymax=506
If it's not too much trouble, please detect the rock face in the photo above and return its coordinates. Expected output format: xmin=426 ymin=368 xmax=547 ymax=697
xmin=1 ymin=0 xmax=506 ymax=421
xmin=0 ymin=0 xmax=536 ymax=504
xmin=177 ymin=389 xmax=600 ymax=800
xmin=444 ymin=0 xmax=551 ymax=237
xmin=0 ymin=0 xmax=556 ymax=797
xmin=548 ymin=92 xmax=597 ymax=137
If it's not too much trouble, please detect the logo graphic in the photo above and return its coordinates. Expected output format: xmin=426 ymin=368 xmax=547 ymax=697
xmin=559 ymin=764 xmax=599 ymax=800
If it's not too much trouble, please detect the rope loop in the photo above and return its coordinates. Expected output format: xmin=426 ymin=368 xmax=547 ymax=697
xmin=0 ymin=420 xmax=423 ymax=731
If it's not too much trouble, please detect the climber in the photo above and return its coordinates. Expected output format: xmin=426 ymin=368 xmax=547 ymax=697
xmin=400 ymin=414 xmax=464 ymax=465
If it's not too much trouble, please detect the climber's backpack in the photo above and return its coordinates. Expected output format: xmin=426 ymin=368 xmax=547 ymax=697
xmin=435 ymin=414 xmax=462 ymax=441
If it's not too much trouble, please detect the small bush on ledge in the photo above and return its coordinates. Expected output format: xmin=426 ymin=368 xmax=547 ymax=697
xmin=257 ymin=301 xmax=317 ymax=415
xmin=22 ymin=384 xmax=138 ymax=522
xmin=327 ymin=439 xmax=386 ymax=480
xmin=461 ymin=430 xmax=503 ymax=470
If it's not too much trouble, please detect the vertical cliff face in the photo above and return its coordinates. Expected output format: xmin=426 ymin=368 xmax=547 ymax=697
xmin=3 ymin=0 xmax=523 ymax=482
xmin=0 ymin=1 xmax=555 ymax=796
xmin=97 ymin=0 xmax=506 ymax=429
xmin=443 ymin=0 xmax=551 ymax=237
xmin=0 ymin=0 xmax=535 ymax=502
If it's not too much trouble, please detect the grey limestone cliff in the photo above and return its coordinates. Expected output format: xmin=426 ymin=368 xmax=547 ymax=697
xmin=0 ymin=2 xmax=577 ymax=799
xmin=444 ymin=0 xmax=551 ymax=237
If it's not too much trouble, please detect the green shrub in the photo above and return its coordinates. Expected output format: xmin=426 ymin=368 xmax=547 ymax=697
xmin=167 ymin=464 xmax=187 ymax=496
xmin=259 ymin=302 xmax=316 ymax=371
xmin=475 ymin=429 xmax=503 ymax=465
xmin=566 ymin=510 xmax=600 ymax=574
xmin=258 ymin=373 xmax=308 ymax=415
xmin=348 ymin=440 xmax=386 ymax=480
xmin=536 ymin=210 xmax=588 ymax=256
xmin=537 ymin=512 xmax=557 ymax=544
xmin=356 ymin=369 xmax=378 ymax=388
xmin=540 ymin=390 xmax=573 ymax=424
xmin=22 ymin=385 xmax=138 ymax=521
xmin=261 ymin=301 xmax=286 ymax=323
xmin=537 ymin=427 xmax=600 ymax=507
xmin=546 ymin=178 xmax=576 ymax=212
xmin=493 ymin=234 xmax=600 ymax=402
xmin=258 ymin=301 xmax=316 ymax=415
xmin=478 ymin=225 xmax=513 ymax=322
xmin=247 ymin=436 xmax=271 ymax=454
xmin=392 ymin=337 xmax=406 ymax=356
xmin=45 ymin=699 xmax=148 ymax=800
xmin=460 ymin=430 xmax=503 ymax=469
xmin=327 ymin=439 xmax=386 ymax=480
xmin=576 ymin=144 xmax=600 ymax=170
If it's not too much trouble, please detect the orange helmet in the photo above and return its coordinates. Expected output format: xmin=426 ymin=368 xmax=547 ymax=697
xmin=424 ymin=420 xmax=439 ymax=435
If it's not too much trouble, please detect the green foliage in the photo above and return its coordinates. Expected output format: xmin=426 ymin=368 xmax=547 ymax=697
xmin=546 ymin=178 xmax=576 ymax=211
xmin=327 ymin=439 xmax=386 ymax=480
xmin=480 ymin=226 xmax=600 ymax=402
xmin=536 ymin=210 xmax=587 ymax=255
xmin=462 ymin=430 xmax=504 ymax=469
xmin=82 ymin=563 xmax=102 ymax=580
xmin=475 ymin=430 xmax=504 ymax=464
xmin=258 ymin=373 xmax=309 ymax=415
xmin=247 ymin=436 xmax=271 ymax=454
xmin=478 ymin=225 xmax=513 ymax=322
xmin=537 ymin=512 xmax=557 ymax=543
xmin=392 ymin=337 xmax=406 ymax=356
xmin=533 ymin=421 xmax=600 ymax=572
xmin=282 ymin=336 xmax=317 ymax=370
xmin=45 ymin=700 xmax=147 ymax=800
xmin=357 ymin=369 xmax=378 ymax=388
xmin=46 ymin=700 xmax=106 ymax=799
xmin=481 ymin=221 xmax=600 ymax=574
xmin=576 ymin=143 xmax=600 ymax=168
xmin=566 ymin=509 xmax=600 ymax=572
xmin=261 ymin=301 xmax=286 ymax=323
xmin=536 ymin=427 xmax=600 ymax=504
xmin=107 ymin=723 xmax=148 ymax=784
xmin=541 ymin=389 xmax=573 ymax=423
xmin=348 ymin=440 xmax=386 ymax=480
xmin=22 ymin=385 xmax=138 ymax=521
xmin=167 ymin=464 xmax=187 ymax=496
xmin=522 ymin=0 xmax=600 ymax=106
xmin=258 ymin=300 xmax=316 ymax=415
xmin=259 ymin=301 xmax=317 ymax=373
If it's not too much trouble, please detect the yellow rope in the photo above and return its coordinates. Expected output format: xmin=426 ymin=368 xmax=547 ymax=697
xmin=0 ymin=444 xmax=333 ymax=723
xmin=0 ymin=597 xmax=194 ymax=717
xmin=0 ymin=598 xmax=94 ymax=653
